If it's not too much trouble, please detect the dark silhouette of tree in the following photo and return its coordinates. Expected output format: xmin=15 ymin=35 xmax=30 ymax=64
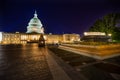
xmin=89 ymin=13 xmax=120 ymax=41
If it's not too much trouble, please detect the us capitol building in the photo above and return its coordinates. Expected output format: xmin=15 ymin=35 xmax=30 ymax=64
xmin=0 ymin=11 xmax=80 ymax=44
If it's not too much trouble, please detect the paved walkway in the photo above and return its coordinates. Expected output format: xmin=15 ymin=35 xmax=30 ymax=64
xmin=1 ymin=44 xmax=86 ymax=80
xmin=0 ymin=44 xmax=53 ymax=80
xmin=47 ymin=48 xmax=88 ymax=80
xmin=45 ymin=48 xmax=71 ymax=80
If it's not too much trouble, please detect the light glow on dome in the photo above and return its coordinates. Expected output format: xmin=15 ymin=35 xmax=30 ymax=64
xmin=26 ymin=11 xmax=44 ymax=33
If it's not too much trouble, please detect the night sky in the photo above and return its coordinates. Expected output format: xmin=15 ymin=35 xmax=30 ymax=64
xmin=0 ymin=0 xmax=120 ymax=35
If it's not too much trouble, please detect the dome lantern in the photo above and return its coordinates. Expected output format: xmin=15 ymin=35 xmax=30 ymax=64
xmin=34 ymin=10 xmax=38 ymax=18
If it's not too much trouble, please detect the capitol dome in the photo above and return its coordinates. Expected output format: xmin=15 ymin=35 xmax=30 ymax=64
xmin=26 ymin=11 xmax=44 ymax=34
xmin=29 ymin=16 xmax=42 ymax=26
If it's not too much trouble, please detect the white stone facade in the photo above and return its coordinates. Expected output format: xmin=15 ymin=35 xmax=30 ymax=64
xmin=0 ymin=32 xmax=80 ymax=44
xmin=26 ymin=11 xmax=44 ymax=34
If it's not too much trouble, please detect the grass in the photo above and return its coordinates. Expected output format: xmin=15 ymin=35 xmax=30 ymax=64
xmin=63 ymin=44 xmax=120 ymax=56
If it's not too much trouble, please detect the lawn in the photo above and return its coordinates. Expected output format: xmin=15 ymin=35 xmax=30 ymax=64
xmin=63 ymin=44 xmax=120 ymax=56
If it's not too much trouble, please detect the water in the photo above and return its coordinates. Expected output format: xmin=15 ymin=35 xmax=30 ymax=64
xmin=0 ymin=44 xmax=53 ymax=80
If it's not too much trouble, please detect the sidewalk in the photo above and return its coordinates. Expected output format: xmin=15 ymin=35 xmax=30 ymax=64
xmin=45 ymin=48 xmax=71 ymax=80
xmin=45 ymin=48 xmax=88 ymax=80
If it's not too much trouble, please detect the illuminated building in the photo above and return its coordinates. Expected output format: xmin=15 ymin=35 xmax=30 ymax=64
xmin=0 ymin=32 xmax=22 ymax=44
xmin=0 ymin=11 xmax=80 ymax=44
xmin=0 ymin=32 xmax=80 ymax=44
xmin=82 ymin=32 xmax=112 ymax=42
xmin=84 ymin=32 xmax=106 ymax=36
xmin=26 ymin=11 xmax=44 ymax=34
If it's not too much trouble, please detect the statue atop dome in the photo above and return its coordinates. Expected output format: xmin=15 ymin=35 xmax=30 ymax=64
xmin=34 ymin=10 xmax=38 ymax=18
xmin=26 ymin=11 xmax=44 ymax=34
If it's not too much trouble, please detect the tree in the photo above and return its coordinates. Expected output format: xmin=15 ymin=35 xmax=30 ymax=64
xmin=89 ymin=13 xmax=120 ymax=41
